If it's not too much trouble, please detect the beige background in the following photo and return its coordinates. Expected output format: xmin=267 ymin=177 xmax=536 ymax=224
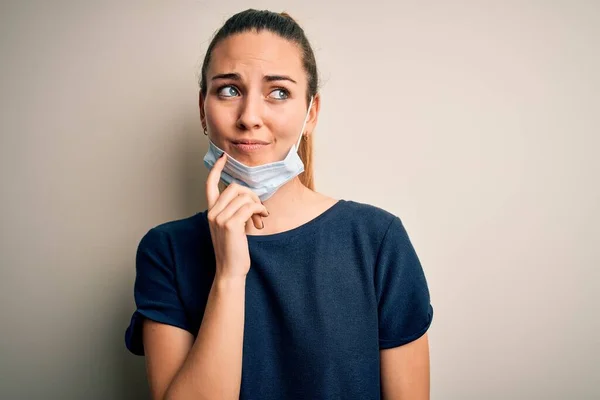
xmin=1 ymin=1 xmax=598 ymax=399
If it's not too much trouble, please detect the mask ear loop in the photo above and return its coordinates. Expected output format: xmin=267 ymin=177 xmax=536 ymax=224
xmin=295 ymin=96 xmax=315 ymax=150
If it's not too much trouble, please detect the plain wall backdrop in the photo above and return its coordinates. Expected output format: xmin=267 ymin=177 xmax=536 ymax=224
xmin=1 ymin=1 xmax=598 ymax=399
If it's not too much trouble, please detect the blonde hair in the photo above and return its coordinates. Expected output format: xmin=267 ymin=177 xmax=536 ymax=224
xmin=279 ymin=11 xmax=315 ymax=190
xmin=298 ymin=134 xmax=314 ymax=190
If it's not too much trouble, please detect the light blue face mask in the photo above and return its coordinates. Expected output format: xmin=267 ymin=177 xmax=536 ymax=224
xmin=203 ymin=96 xmax=314 ymax=201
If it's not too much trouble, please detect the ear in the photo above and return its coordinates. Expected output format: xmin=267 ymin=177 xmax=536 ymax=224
xmin=304 ymin=93 xmax=321 ymax=138
xmin=199 ymin=91 xmax=207 ymax=130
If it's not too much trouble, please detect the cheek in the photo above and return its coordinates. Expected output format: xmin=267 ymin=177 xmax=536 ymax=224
xmin=205 ymin=102 xmax=232 ymax=131
xmin=204 ymin=104 xmax=234 ymax=149
xmin=271 ymin=112 xmax=303 ymax=142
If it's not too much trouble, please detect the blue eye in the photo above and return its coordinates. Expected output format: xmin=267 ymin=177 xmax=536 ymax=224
xmin=269 ymin=89 xmax=289 ymax=100
xmin=218 ymin=85 xmax=239 ymax=97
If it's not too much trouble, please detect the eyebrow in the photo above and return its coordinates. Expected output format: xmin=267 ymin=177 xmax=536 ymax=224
xmin=211 ymin=73 xmax=297 ymax=84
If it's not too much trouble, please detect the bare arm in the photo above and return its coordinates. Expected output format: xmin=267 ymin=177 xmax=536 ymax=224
xmin=380 ymin=333 xmax=430 ymax=400
xmin=143 ymin=275 xmax=247 ymax=400
xmin=142 ymin=154 xmax=267 ymax=399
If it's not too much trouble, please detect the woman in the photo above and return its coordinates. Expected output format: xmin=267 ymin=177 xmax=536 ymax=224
xmin=125 ymin=9 xmax=434 ymax=400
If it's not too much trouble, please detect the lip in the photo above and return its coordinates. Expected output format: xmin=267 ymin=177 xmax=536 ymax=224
xmin=230 ymin=139 xmax=271 ymax=153
xmin=232 ymin=139 xmax=270 ymax=145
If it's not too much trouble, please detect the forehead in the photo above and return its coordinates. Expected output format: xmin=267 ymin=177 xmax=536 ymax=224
xmin=208 ymin=30 xmax=304 ymax=81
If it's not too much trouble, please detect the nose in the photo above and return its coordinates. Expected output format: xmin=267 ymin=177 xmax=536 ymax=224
xmin=236 ymin=94 xmax=264 ymax=131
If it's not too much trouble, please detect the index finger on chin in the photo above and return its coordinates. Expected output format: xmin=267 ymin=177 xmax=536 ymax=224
xmin=206 ymin=153 xmax=226 ymax=209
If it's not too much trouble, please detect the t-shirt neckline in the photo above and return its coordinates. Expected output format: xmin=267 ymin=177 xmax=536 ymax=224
xmin=203 ymin=199 xmax=347 ymax=243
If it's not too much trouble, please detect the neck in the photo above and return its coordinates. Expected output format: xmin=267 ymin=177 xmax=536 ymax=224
xmin=263 ymin=176 xmax=313 ymax=215
xmin=245 ymin=176 xmax=316 ymax=235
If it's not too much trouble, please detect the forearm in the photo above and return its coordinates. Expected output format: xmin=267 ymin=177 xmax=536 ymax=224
xmin=165 ymin=275 xmax=246 ymax=400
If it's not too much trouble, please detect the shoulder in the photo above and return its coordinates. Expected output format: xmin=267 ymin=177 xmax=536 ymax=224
xmin=151 ymin=211 xmax=207 ymax=236
xmin=323 ymin=199 xmax=408 ymax=255
xmin=342 ymin=199 xmax=397 ymax=220
xmin=339 ymin=199 xmax=400 ymax=233
xmin=137 ymin=211 xmax=209 ymax=253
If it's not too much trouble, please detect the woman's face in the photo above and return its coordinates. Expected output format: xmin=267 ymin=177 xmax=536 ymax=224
xmin=200 ymin=30 xmax=319 ymax=167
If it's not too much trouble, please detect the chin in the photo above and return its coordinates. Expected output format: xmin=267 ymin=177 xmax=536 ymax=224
xmin=232 ymin=154 xmax=272 ymax=167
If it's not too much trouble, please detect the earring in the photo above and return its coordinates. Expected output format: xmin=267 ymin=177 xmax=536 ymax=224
xmin=203 ymin=127 xmax=208 ymax=136
xmin=303 ymin=134 xmax=308 ymax=141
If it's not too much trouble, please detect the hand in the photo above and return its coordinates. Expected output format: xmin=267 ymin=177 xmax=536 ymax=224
xmin=206 ymin=154 xmax=269 ymax=279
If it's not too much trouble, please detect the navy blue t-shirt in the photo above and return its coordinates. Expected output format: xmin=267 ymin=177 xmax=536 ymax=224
xmin=125 ymin=199 xmax=433 ymax=399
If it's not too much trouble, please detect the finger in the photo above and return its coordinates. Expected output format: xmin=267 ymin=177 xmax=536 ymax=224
xmin=230 ymin=202 xmax=270 ymax=230
xmin=210 ymin=182 xmax=268 ymax=219
xmin=214 ymin=194 xmax=254 ymax=222
xmin=215 ymin=194 xmax=268 ymax=230
xmin=251 ymin=214 xmax=263 ymax=230
xmin=206 ymin=153 xmax=227 ymax=209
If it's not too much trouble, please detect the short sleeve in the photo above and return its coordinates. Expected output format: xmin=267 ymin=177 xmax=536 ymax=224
xmin=125 ymin=228 xmax=191 ymax=355
xmin=375 ymin=217 xmax=434 ymax=349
